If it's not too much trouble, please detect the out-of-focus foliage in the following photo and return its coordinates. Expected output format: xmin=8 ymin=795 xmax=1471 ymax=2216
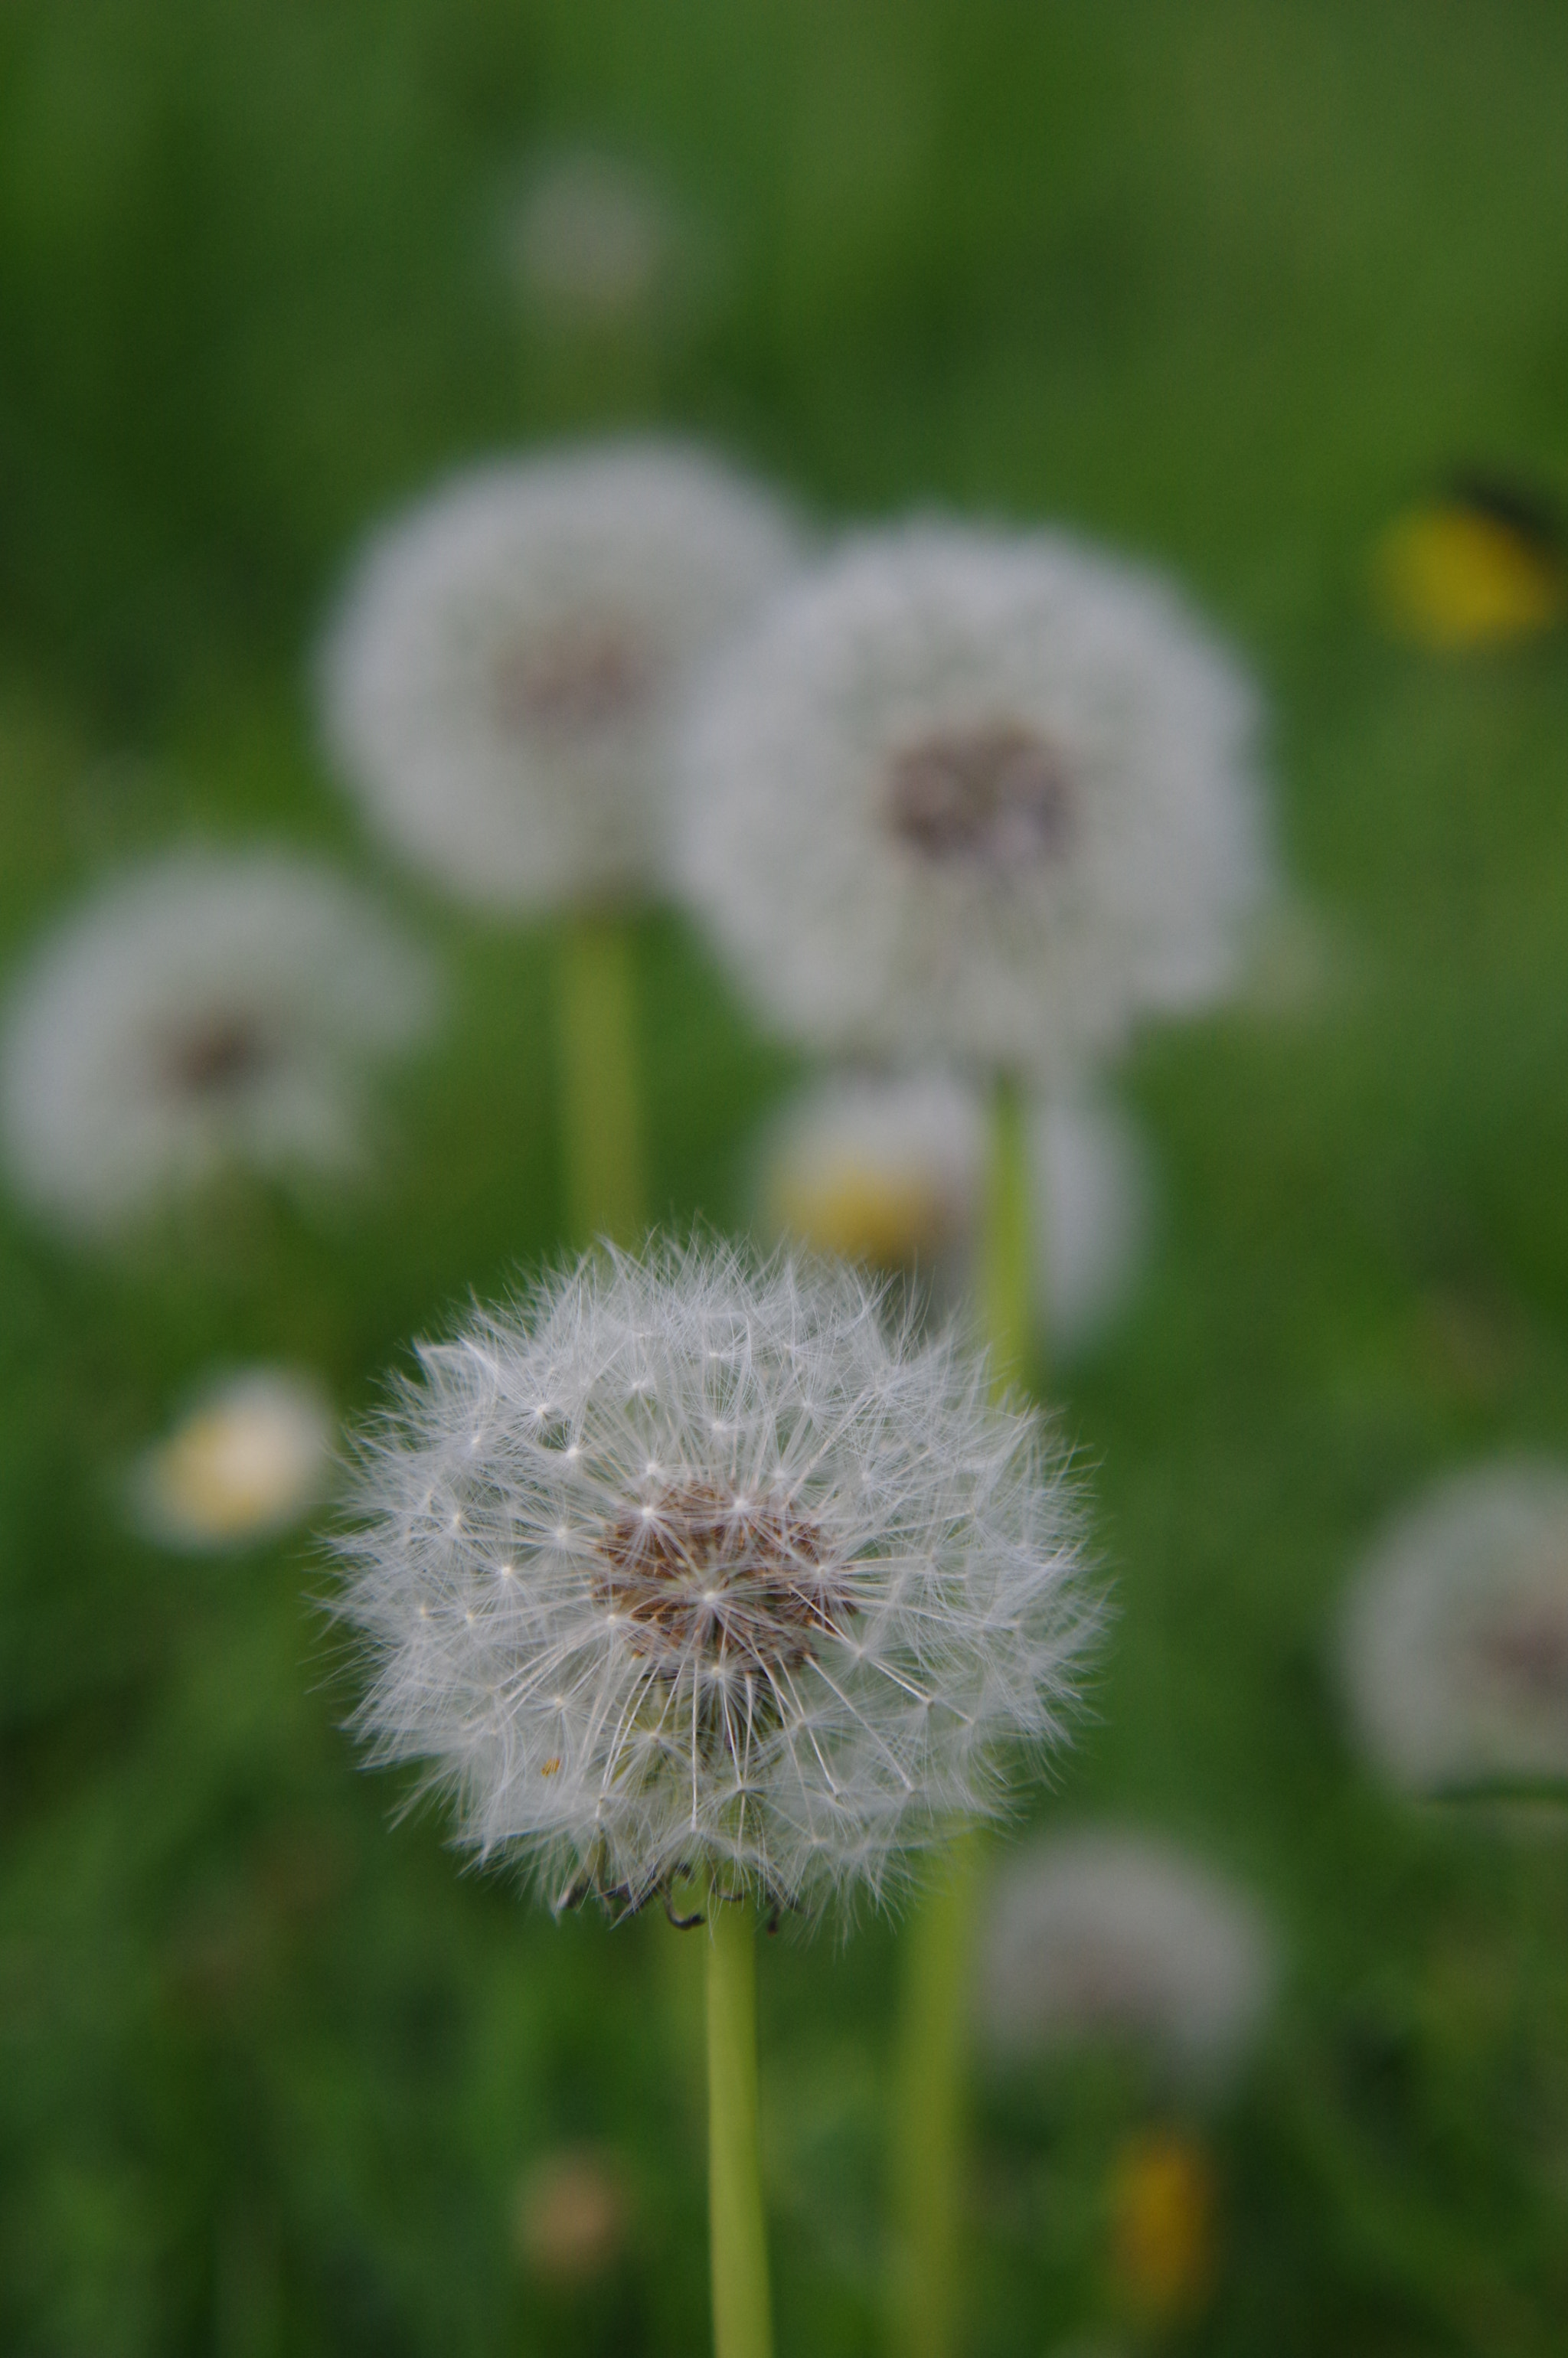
xmin=3 ymin=2 xmax=1568 ymax=2353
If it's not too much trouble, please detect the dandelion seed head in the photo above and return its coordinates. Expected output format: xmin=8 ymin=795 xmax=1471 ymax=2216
xmin=0 ymin=849 xmax=441 ymax=1236
xmin=977 ymin=1828 xmax=1275 ymax=2085
xmin=130 ymin=1366 xmax=335 ymax=1551
xmin=320 ymin=443 xmax=805 ymax=911
xmin=756 ymin=1072 xmax=1152 ymax=1357
xmin=1339 ymin=1459 xmax=1568 ymax=1793
xmin=678 ymin=523 xmax=1269 ymax=1084
xmin=337 ymin=1238 xmax=1094 ymax=1915
xmin=505 ymin=149 xmax=704 ymax=336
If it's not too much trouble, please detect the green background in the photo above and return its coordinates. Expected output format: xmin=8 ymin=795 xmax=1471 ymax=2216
xmin=3 ymin=2 xmax=1568 ymax=2351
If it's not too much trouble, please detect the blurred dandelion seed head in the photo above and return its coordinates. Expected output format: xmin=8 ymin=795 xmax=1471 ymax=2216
xmin=977 ymin=1828 xmax=1275 ymax=2083
xmin=759 ymin=1070 xmax=979 ymax=1273
xmin=0 ymin=848 xmax=441 ymax=1236
xmin=884 ymin=720 xmax=1076 ymax=871
xmin=336 ymin=1238 xmax=1094 ymax=1916
xmin=507 ymin=150 xmax=688 ymax=330
xmin=678 ymin=524 xmax=1268 ymax=1085
xmin=320 ymin=443 xmax=805 ymax=912
xmin=132 ymin=1368 xmax=335 ymax=1550
xmin=756 ymin=1073 xmax=1152 ymax=1356
xmin=1340 ymin=1460 xmax=1568 ymax=1793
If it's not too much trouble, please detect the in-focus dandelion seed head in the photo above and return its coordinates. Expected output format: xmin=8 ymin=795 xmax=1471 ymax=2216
xmin=336 ymin=1238 xmax=1095 ymax=1915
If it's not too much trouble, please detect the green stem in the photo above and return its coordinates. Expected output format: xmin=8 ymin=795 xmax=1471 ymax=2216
xmin=555 ymin=910 xmax=644 ymax=1246
xmin=888 ymin=1073 xmax=1038 ymax=2358
xmin=978 ymin=1070 xmax=1034 ymax=1398
xmin=707 ymin=1897 xmax=773 ymax=2358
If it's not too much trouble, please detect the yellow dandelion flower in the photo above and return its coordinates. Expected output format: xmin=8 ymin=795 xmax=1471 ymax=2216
xmin=1108 ymin=2129 xmax=1216 ymax=2323
xmin=1373 ymin=482 xmax=1564 ymax=649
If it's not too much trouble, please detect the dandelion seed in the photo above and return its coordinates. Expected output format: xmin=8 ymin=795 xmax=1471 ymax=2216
xmin=0 ymin=849 xmax=440 ymax=1236
xmin=319 ymin=442 xmax=805 ymax=913
xmin=131 ymin=1367 xmax=335 ymax=1551
xmin=1339 ymin=1459 xmax=1568 ymax=1795
xmin=976 ymin=1828 xmax=1274 ymax=2085
xmin=336 ymin=1237 xmax=1093 ymax=1917
xmin=678 ymin=523 xmax=1269 ymax=1085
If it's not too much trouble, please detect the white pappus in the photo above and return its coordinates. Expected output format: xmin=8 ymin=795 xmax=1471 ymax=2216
xmin=0 ymin=847 xmax=442 ymax=1237
xmin=754 ymin=1070 xmax=1153 ymax=1359
xmin=1339 ymin=1458 xmax=1568 ymax=1795
xmin=677 ymin=522 xmax=1269 ymax=1086
xmin=336 ymin=1239 xmax=1094 ymax=1918
xmin=319 ymin=440 xmax=805 ymax=912
xmin=976 ymin=1826 xmax=1276 ymax=2085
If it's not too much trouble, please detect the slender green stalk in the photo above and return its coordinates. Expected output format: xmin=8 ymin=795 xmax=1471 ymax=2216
xmin=978 ymin=1070 xmax=1034 ymax=1396
xmin=707 ymin=1897 xmax=773 ymax=2358
xmin=555 ymin=910 xmax=644 ymax=1245
xmin=887 ymin=1070 xmax=1038 ymax=2358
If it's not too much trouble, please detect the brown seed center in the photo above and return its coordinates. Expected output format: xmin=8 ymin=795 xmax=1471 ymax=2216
xmin=597 ymin=1480 xmax=853 ymax=1685
xmin=1473 ymin=1592 xmax=1568 ymax=1708
xmin=885 ymin=720 xmax=1074 ymax=868
xmin=491 ymin=616 xmax=655 ymax=734
xmin=158 ymin=1016 xmax=273 ymax=1099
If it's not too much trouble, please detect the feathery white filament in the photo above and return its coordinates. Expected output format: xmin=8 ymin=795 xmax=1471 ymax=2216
xmin=678 ymin=523 xmax=1269 ymax=1083
xmin=338 ymin=1239 xmax=1093 ymax=1914
xmin=0 ymin=848 xmax=441 ymax=1236
xmin=319 ymin=441 xmax=805 ymax=910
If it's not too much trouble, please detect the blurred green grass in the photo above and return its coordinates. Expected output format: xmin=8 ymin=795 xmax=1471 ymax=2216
xmin=3 ymin=2 xmax=1568 ymax=2351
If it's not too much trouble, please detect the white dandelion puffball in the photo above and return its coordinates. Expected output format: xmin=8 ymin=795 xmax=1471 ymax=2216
xmin=338 ymin=1239 xmax=1093 ymax=1915
xmin=132 ymin=1367 xmax=335 ymax=1550
xmin=1340 ymin=1461 xmax=1568 ymax=1794
xmin=976 ymin=1828 xmax=1275 ymax=2083
xmin=320 ymin=442 xmax=805 ymax=910
xmin=508 ymin=151 xmax=690 ymax=329
xmin=0 ymin=848 xmax=441 ymax=1236
xmin=756 ymin=1072 xmax=1152 ymax=1357
xmin=678 ymin=523 xmax=1269 ymax=1083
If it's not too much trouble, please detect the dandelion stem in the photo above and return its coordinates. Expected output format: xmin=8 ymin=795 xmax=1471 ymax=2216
xmin=707 ymin=1894 xmax=773 ymax=2358
xmin=979 ymin=1069 xmax=1034 ymax=1395
xmin=888 ymin=1073 xmax=1036 ymax=2358
xmin=556 ymin=910 xmax=644 ymax=1244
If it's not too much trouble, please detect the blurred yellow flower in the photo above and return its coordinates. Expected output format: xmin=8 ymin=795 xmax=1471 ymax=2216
xmin=1107 ymin=2129 xmax=1216 ymax=2324
xmin=133 ymin=1369 xmax=334 ymax=1550
xmin=1373 ymin=488 xmax=1564 ymax=649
